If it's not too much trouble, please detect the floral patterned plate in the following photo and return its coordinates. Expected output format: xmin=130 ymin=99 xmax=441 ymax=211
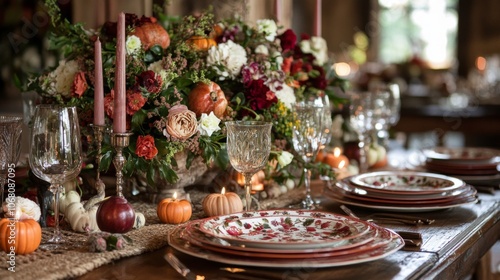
xmin=184 ymin=219 xmax=378 ymax=254
xmin=180 ymin=222 xmax=391 ymax=259
xmin=168 ymin=226 xmax=404 ymax=268
xmin=198 ymin=210 xmax=371 ymax=250
xmin=349 ymin=171 xmax=465 ymax=194
xmin=423 ymin=147 xmax=500 ymax=163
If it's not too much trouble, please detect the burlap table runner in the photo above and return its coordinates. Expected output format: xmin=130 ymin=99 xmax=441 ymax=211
xmin=0 ymin=188 xmax=305 ymax=279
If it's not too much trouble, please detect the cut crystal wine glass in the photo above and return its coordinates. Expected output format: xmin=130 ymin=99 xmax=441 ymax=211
xmin=226 ymin=121 xmax=272 ymax=211
xmin=29 ymin=105 xmax=82 ymax=247
xmin=291 ymin=102 xmax=324 ymax=209
xmin=0 ymin=116 xmax=23 ymax=206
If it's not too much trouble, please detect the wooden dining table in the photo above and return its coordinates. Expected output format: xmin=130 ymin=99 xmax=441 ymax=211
xmin=77 ymin=185 xmax=500 ymax=280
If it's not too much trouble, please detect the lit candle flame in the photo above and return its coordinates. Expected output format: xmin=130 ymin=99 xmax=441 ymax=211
xmin=221 ymin=187 xmax=226 ymax=195
xmin=173 ymin=192 xmax=177 ymax=200
xmin=334 ymin=147 xmax=341 ymax=157
xmin=338 ymin=160 xmax=346 ymax=169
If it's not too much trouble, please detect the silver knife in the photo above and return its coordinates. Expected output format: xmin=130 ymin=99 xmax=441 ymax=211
xmin=164 ymin=252 xmax=205 ymax=280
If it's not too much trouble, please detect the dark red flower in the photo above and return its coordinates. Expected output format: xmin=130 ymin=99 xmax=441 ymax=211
xmin=279 ymin=29 xmax=297 ymax=52
xmin=134 ymin=70 xmax=163 ymax=94
xmin=245 ymin=79 xmax=277 ymax=111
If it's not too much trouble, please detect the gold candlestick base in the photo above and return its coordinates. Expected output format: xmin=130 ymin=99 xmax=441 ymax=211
xmin=90 ymin=124 xmax=109 ymax=183
xmin=110 ymin=132 xmax=133 ymax=197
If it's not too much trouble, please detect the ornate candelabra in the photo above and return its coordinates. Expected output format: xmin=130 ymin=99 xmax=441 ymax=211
xmin=90 ymin=125 xmax=108 ymax=184
xmin=110 ymin=132 xmax=133 ymax=197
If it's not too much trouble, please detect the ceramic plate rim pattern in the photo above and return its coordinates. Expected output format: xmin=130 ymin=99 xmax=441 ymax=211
xmin=168 ymin=226 xmax=404 ymax=268
xmin=198 ymin=210 xmax=371 ymax=250
xmin=184 ymin=220 xmax=378 ymax=254
xmin=324 ymin=188 xmax=478 ymax=212
xmin=334 ymin=180 xmax=471 ymax=201
xmin=423 ymin=147 xmax=500 ymax=163
xmin=349 ymin=171 xmax=465 ymax=194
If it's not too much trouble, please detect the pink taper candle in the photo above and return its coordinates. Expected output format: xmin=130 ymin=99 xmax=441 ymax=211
xmin=274 ymin=0 xmax=282 ymax=23
xmin=313 ymin=0 xmax=322 ymax=37
xmin=113 ymin=12 xmax=126 ymax=133
xmin=94 ymin=37 xmax=105 ymax=126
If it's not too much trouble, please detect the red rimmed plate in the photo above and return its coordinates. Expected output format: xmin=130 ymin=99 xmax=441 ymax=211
xmin=423 ymin=147 xmax=500 ymax=163
xmin=168 ymin=226 xmax=404 ymax=268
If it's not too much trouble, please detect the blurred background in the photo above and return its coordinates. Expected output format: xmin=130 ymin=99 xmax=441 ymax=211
xmin=1 ymin=0 xmax=499 ymax=150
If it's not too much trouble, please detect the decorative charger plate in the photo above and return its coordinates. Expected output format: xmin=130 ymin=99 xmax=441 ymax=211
xmin=423 ymin=147 xmax=500 ymax=163
xmin=198 ymin=210 xmax=371 ymax=250
xmin=183 ymin=219 xmax=378 ymax=254
xmin=168 ymin=226 xmax=404 ymax=268
xmin=349 ymin=171 xmax=465 ymax=194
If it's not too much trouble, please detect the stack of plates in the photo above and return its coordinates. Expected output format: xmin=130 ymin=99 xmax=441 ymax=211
xmin=324 ymin=171 xmax=478 ymax=212
xmin=168 ymin=210 xmax=404 ymax=268
xmin=423 ymin=147 xmax=500 ymax=184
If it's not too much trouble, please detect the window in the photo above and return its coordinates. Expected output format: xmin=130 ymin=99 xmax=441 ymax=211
xmin=378 ymin=0 xmax=458 ymax=69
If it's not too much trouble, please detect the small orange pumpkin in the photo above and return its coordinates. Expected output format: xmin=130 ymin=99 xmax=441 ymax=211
xmin=202 ymin=188 xmax=243 ymax=217
xmin=130 ymin=21 xmax=170 ymax=50
xmin=0 ymin=218 xmax=42 ymax=255
xmin=157 ymin=198 xmax=192 ymax=224
xmin=186 ymin=35 xmax=217 ymax=51
xmin=187 ymin=81 xmax=228 ymax=119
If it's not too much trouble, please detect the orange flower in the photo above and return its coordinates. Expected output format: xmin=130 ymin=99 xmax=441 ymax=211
xmin=135 ymin=135 xmax=158 ymax=160
xmin=126 ymin=90 xmax=147 ymax=115
xmin=72 ymin=72 xmax=88 ymax=97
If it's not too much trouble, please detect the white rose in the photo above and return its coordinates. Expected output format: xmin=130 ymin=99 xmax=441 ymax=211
xmin=277 ymin=151 xmax=294 ymax=167
xmin=126 ymin=35 xmax=142 ymax=56
xmin=207 ymin=40 xmax=247 ymax=80
xmin=274 ymin=84 xmax=296 ymax=109
xmin=256 ymin=19 xmax=278 ymax=41
xmin=300 ymin=36 xmax=328 ymax=65
xmin=198 ymin=112 xmax=221 ymax=137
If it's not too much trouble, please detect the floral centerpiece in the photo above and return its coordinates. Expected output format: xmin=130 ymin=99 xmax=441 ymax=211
xmin=26 ymin=1 xmax=347 ymax=195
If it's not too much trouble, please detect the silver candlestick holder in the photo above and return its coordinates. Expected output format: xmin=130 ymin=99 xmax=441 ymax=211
xmin=90 ymin=125 xmax=109 ymax=183
xmin=110 ymin=132 xmax=133 ymax=197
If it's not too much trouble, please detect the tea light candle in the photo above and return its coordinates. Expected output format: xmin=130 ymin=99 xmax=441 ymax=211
xmin=324 ymin=147 xmax=350 ymax=169
xmin=156 ymin=191 xmax=192 ymax=224
xmin=113 ymin=12 xmax=126 ymax=133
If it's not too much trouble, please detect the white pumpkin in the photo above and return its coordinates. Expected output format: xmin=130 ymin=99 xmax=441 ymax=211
xmin=133 ymin=212 xmax=146 ymax=229
xmin=65 ymin=201 xmax=92 ymax=232
xmin=59 ymin=190 xmax=81 ymax=214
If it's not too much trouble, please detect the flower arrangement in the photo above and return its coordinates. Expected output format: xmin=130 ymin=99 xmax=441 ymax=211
xmin=27 ymin=1 xmax=347 ymax=190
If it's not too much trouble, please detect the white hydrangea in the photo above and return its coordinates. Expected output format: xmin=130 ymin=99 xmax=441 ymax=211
xmin=207 ymin=40 xmax=247 ymax=80
xmin=45 ymin=60 xmax=79 ymax=97
xmin=126 ymin=35 xmax=142 ymax=56
xmin=299 ymin=36 xmax=329 ymax=66
xmin=274 ymin=83 xmax=296 ymax=109
xmin=198 ymin=112 xmax=221 ymax=136
xmin=256 ymin=19 xmax=278 ymax=41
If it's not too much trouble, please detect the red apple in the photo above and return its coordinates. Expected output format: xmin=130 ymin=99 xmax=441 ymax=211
xmin=96 ymin=196 xmax=136 ymax=233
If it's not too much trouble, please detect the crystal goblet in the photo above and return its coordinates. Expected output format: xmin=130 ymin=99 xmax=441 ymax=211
xmin=226 ymin=121 xmax=272 ymax=211
xmin=0 ymin=116 xmax=23 ymax=207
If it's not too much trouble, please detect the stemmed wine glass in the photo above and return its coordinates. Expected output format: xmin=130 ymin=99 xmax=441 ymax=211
xmin=0 ymin=116 xmax=23 ymax=206
xmin=349 ymin=91 xmax=389 ymax=173
xmin=29 ymin=105 xmax=82 ymax=246
xmin=291 ymin=102 xmax=324 ymax=209
xmin=226 ymin=121 xmax=272 ymax=211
